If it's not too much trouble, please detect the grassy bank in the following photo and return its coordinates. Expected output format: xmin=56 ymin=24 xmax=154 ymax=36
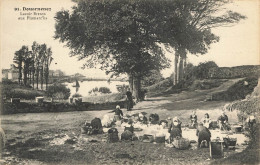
xmin=1 ymin=81 xmax=45 ymax=100
xmin=212 ymin=77 xmax=258 ymax=101
xmin=82 ymin=93 xmax=125 ymax=103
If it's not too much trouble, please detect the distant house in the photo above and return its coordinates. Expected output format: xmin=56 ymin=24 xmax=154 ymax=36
xmin=1 ymin=64 xmax=19 ymax=81
xmin=49 ymin=69 xmax=65 ymax=77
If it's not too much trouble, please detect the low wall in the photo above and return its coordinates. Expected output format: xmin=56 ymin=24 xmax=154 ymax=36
xmin=1 ymin=101 xmax=126 ymax=115
xmin=208 ymin=65 xmax=260 ymax=79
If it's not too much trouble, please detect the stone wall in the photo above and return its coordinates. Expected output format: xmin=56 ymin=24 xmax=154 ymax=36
xmin=208 ymin=65 xmax=260 ymax=79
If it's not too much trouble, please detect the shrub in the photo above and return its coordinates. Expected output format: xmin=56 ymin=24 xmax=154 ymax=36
xmin=1 ymin=79 xmax=18 ymax=85
xmin=194 ymin=61 xmax=218 ymax=79
xmin=142 ymin=70 xmax=164 ymax=87
xmin=72 ymin=93 xmax=82 ymax=98
xmin=98 ymin=87 xmax=111 ymax=94
xmin=89 ymin=87 xmax=111 ymax=95
xmin=46 ymin=84 xmax=70 ymax=100
xmin=89 ymin=87 xmax=99 ymax=94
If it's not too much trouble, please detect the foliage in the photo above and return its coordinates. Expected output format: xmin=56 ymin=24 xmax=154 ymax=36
xmin=193 ymin=61 xmax=218 ymax=79
xmin=13 ymin=42 xmax=53 ymax=89
xmin=1 ymin=79 xmax=18 ymax=85
xmin=54 ymin=0 xmax=245 ymax=99
xmin=212 ymin=77 xmax=258 ymax=101
xmin=72 ymin=93 xmax=82 ymax=98
xmin=99 ymin=87 xmax=112 ymax=94
xmin=142 ymin=70 xmax=164 ymax=87
xmin=46 ymin=84 xmax=70 ymax=100
xmin=89 ymin=87 xmax=112 ymax=94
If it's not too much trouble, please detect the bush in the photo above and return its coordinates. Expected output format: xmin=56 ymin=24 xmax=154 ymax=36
xmin=89 ymin=87 xmax=112 ymax=95
xmin=142 ymin=70 xmax=164 ymax=87
xmin=1 ymin=79 xmax=18 ymax=85
xmin=89 ymin=87 xmax=99 ymax=94
xmin=98 ymin=87 xmax=112 ymax=94
xmin=46 ymin=84 xmax=70 ymax=100
xmin=193 ymin=61 xmax=218 ymax=79
xmin=72 ymin=93 xmax=82 ymax=98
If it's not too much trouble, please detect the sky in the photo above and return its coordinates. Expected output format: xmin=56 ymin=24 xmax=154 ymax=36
xmin=1 ymin=0 xmax=259 ymax=78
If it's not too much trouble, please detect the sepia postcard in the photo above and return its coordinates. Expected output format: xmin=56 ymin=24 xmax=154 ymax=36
xmin=0 ymin=0 xmax=259 ymax=164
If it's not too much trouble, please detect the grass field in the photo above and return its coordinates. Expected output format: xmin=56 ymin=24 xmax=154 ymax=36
xmin=0 ymin=78 xmax=258 ymax=164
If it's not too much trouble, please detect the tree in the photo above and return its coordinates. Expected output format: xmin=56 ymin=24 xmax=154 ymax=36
xmin=31 ymin=41 xmax=40 ymax=89
xmin=46 ymin=84 xmax=70 ymax=101
xmin=54 ymin=0 xmax=244 ymax=100
xmin=13 ymin=50 xmax=23 ymax=84
xmin=21 ymin=46 xmax=30 ymax=86
xmin=39 ymin=44 xmax=47 ymax=90
xmin=194 ymin=61 xmax=218 ymax=79
xmin=44 ymin=48 xmax=53 ymax=90
xmin=142 ymin=70 xmax=164 ymax=87
xmin=164 ymin=0 xmax=246 ymax=85
xmin=54 ymin=0 xmax=170 ymax=100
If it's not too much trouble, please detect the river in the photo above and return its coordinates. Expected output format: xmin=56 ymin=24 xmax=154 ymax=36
xmin=64 ymin=80 xmax=128 ymax=97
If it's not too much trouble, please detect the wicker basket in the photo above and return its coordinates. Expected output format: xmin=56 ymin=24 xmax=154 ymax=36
xmin=155 ymin=136 xmax=165 ymax=143
xmin=173 ymin=137 xmax=190 ymax=149
xmin=107 ymin=128 xmax=119 ymax=143
xmin=231 ymin=125 xmax=242 ymax=133
xmin=141 ymin=134 xmax=154 ymax=143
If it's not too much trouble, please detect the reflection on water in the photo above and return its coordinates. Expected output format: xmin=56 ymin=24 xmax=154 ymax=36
xmin=64 ymin=80 xmax=128 ymax=97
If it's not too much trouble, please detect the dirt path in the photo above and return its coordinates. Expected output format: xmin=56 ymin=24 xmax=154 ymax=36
xmin=0 ymin=79 xmax=246 ymax=164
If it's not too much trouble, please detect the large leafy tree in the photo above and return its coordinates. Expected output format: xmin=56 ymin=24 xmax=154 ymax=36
xmin=54 ymin=0 xmax=171 ymax=100
xmin=163 ymin=0 xmax=246 ymax=84
xmin=54 ymin=0 xmax=245 ymax=99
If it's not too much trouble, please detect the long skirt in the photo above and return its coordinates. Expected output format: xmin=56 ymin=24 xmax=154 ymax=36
xmin=114 ymin=115 xmax=121 ymax=122
xmin=126 ymin=98 xmax=133 ymax=111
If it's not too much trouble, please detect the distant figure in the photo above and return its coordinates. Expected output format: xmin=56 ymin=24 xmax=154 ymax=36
xmin=126 ymin=88 xmax=133 ymax=111
xmin=111 ymin=105 xmax=124 ymax=122
xmin=196 ymin=123 xmax=211 ymax=148
xmin=218 ymin=111 xmax=230 ymax=131
xmin=201 ymin=113 xmax=212 ymax=129
xmin=246 ymin=115 xmax=256 ymax=131
xmin=190 ymin=110 xmax=198 ymax=128
xmin=168 ymin=117 xmax=182 ymax=143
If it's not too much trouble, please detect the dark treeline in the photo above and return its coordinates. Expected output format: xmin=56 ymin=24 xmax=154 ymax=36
xmin=13 ymin=41 xmax=53 ymax=90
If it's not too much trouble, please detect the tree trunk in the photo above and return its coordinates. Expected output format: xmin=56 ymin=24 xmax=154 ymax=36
xmin=36 ymin=66 xmax=39 ymax=89
xmin=23 ymin=67 xmax=27 ymax=86
xmin=183 ymin=56 xmax=187 ymax=75
xmin=29 ymin=70 xmax=31 ymax=85
xmin=174 ymin=55 xmax=179 ymax=85
xmin=40 ymin=66 xmax=44 ymax=90
xmin=128 ymin=73 xmax=134 ymax=92
xmin=179 ymin=56 xmax=184 ymax=82
xmin=133 ymin=75 xmax=141 ymax=102
xmin=32 ymin=69 xmax=35 ymax=89
xmin=18 ymin=63 xmax=22 ymax=85
xmin=45 ymin=65 xmax=49 ymax=90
